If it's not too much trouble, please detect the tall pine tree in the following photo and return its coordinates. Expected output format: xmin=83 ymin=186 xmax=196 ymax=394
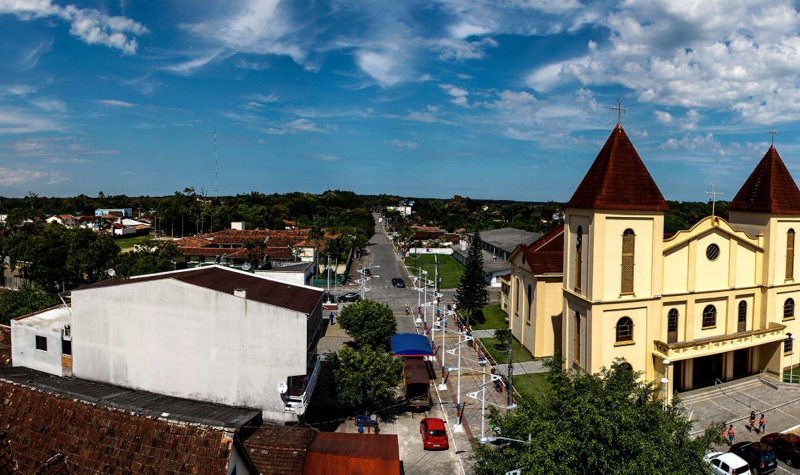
xmin=456 ymin=231 xmax=489 ymax=324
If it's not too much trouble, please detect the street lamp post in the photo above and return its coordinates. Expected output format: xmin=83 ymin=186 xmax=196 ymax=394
xmin=466 ymin=372 xmax=514 ymax=440
xmin=662 ymin=358 xmax=671 ymax=409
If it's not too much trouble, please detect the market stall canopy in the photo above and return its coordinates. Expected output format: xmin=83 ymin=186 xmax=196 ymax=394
xmin=390 ymin=333 xmax=434 ymax=357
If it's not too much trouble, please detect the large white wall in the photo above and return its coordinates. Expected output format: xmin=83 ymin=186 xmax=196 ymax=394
xmin=70 ymin=279 xmax=312 ymax=421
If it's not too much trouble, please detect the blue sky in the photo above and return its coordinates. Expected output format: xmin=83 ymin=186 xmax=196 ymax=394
xmin=2 ymin=0 xmax=800 ymax=202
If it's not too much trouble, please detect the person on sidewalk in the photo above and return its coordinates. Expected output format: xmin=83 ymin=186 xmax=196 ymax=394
xmin=727 ymin=425 xmax=735 ymax=445
xmin=749 ymin=411 xmax=756 ymax=432
xmin=329 ymin=312 xmax=335 ymax=325
xmin=758 ymin=414 xmax=766 ymax=434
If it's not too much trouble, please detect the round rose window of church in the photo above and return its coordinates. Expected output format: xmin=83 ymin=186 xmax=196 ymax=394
xmin=706 ymin=243 xmax=720 ymax=261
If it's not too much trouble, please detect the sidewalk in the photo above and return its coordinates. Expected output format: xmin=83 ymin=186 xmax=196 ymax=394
xmin=470 ymin=330 xmax=547 ymax=376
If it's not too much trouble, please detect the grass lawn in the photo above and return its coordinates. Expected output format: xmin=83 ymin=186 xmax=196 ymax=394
xmin=784 ymin=367 xmax=800 ymax=383
xmin=478 ymin=337 xmax=533 ymax=364
xmin=114 ymin=235 xmax=153 ymax=252
xmin=472 ymin=304 xmax=508 ymax=330
xmin=404 ymin=254 xmax=463 ymax=289
xmin=513 ymin=373 xmax=550 ymax=400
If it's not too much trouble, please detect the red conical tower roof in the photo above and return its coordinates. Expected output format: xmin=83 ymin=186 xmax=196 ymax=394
xmin=729 ymin=146 xmax=800 ymax=215
xmin=566 ymin=125 xmax=668 ymax=211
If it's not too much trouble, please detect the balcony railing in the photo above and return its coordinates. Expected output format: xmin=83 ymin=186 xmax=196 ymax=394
xmin=654 ymin=322 xmax=787 ymax=360
xmin=283 ymin=355 xmax=321 ymax=416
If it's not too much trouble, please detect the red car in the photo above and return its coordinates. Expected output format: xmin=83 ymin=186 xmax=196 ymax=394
xmin=761 ymin=432 xmax=800 ymax=468
xmin=420 ymin=417 xmax=449 ymax=450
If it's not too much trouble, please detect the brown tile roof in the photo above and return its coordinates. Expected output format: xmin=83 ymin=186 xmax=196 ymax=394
xmin=303 ymin=433 xmax=400 ymax=474
xmin=177 ymin=229 xmax=324 ymax=260
xmin=243 ymin=424 xmax=317 ymax=474
xmin=729 ymin=146 xmax=800 ymax=215
xmin=567 ymin=125 xmax=668 ymax=211
xmin=73 ymin=266 xmax=322 ymax=314
xmin=0 ymin=326 xmax=10 ymax=366
xmin=520 ymin=225 xmax=564 ymax=275
xmin=0 ymin=378 xmax=240 ymax=473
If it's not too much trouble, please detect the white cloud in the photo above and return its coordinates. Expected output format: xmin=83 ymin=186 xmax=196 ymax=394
xmin=355 ymin=50 xmax=408 ymax=87
xmin=0 ymin=108 xmax=61 ymax=134
xmin=654 ymin=110 xmax=673 ymax=125
xmin=0 ymin=166 xmax=64 ymax=186
xmin=0 ymin=0 xmax=148 ymax=54
xmin=30 ymin=98 xmax=65 ymax=113
xmin=524 ymin=0 xmax=800 ymax=123
xmin=261 ymin=118 xmax=334 ymax=135
xmin=388 ymin=139 xmax=419 ymax=149
xmin=95 ymin=99 xmax=135 ymax=108
xmin=311 ymin=153 xmax=340 ymax=161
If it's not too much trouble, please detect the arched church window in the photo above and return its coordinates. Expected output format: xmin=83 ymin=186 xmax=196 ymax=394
xmin=785 ymin=298 xmax=795 ymax=320
xmin=574 ymin=311 xmax=581 ymax=364
xmin=526 ymin=284 xmax=533 ymax=323
xmin=702 ymin=305 xmax=716 ymax=329
xmin=621 ymin=229 xmax=635 ymax=294
xmin=616 ymin=317 xmax=633 ymax=342
xmin=575 ymin=226 xmax=583 ymax=292
xmin=788 ymin=229 xmax=795 ymax=280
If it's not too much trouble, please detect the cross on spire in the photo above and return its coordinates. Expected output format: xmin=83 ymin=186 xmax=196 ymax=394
xmin=768 ymin=127 xmax=778 ymax=146
xmin=611 ymin=98 xmax=626 ymax=125
xmin=705 ymin=183 xmax=724 ymax=216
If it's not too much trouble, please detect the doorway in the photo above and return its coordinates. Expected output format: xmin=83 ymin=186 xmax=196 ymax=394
xmin=733 ymin=349 xmax=750 ymax=380
xmin=693 ymin=354 xmax=724 ymax=389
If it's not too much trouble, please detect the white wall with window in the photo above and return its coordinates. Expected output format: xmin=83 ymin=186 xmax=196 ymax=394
xmin=11 ymin=306 xmax=70 ymax=376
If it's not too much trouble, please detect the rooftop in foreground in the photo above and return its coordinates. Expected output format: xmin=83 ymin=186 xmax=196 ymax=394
xmin=0 ymin=366 xmax=261 ymax=430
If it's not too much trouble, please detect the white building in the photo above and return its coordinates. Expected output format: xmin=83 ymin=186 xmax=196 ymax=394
xmin=11 ymin=265 xmax=324 ymax=422
xmin=10 ymin=306 xmax=71 ymax=377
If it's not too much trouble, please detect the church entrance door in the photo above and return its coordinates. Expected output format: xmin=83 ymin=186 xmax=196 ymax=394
xmin=693 ymin=354 xmax=724 ymax=389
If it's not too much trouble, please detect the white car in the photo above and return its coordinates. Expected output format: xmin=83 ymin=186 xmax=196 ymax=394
xmin=704 ymin=451 xmax=751 ymax=475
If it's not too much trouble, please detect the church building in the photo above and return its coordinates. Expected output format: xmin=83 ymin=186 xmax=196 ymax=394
xmin=561 ymin=123 xmax=799 ymax=399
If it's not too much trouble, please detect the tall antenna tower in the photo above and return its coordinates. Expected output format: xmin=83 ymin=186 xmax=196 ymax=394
xmin=214 ymin=127 xmax=219 ymax=197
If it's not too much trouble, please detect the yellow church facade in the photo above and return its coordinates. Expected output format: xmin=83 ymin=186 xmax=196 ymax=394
xmin=562 ymin=125 xmax=800 ymax=399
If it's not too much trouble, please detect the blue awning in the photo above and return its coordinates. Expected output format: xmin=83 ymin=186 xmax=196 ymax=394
xmin=390 ymin=333 xmax=434 ymax=357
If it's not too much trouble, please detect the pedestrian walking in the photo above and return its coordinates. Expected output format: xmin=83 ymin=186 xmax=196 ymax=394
xmin=727 ymin=425 xmax=735 ymax=445
xmin=749 ymin=411 xmax=756 ymax=432
xmin=758 ymin=414 xmax=766 ymax=434
xmin=721 ymin=424 xmax=728 ymax=444
xmin=329 ymin=312 xmax=334 ymax=325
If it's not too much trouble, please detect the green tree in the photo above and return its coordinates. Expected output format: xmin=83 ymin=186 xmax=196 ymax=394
xmin=0 ymin=283 xmax=60 ymax=325
xmin=113 ymin=241 xmax=180 ymax=278
xmin=328 ymin=345 xmax=403 ymax=412
xmin=456 ymin=231 xmax=488 ymax=324
xmin=475 ymin=357 xmax=717 ymax=474
xmin=338 ymin=299 xmax=397 ymax=348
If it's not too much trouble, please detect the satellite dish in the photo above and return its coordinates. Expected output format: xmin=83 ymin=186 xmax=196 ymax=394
xmin=242 ymin=261 xmax=252 ymax=271
xmin=107 ymin=268 xmax=116 ymax=278
xmin=277 ymin=382 xmax=288 ymax=394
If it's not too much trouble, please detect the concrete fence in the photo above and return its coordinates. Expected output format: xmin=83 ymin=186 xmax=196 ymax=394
xmin=408 ymin=248 xmax=453 ymax=255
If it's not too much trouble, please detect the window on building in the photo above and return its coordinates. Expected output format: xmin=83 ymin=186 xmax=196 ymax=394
xmin=62 ymin=339 xmax=72 ymax=356
xmin=668 ymin=309 xmax=679 ymax=332
xmin=35 ymin=335 xmax=47 ymax=351
xmin=575 ymin=227 xmax=583 ymax=292
xmin=788 ymin=229 xmax=796 ymax=280
xmin=785 ymin=298 xmax=795 ymax=320
xmin=618 ymin=362 xmax=633 ymax=372
xmin=738 ymin=301 xmax=747 ymax=331
xmin=526 ymin=284 xmax=533 ymax=323
xmin=574 ymin=311 xmax=581 ymax=364
xmin=621 ymin=229 xmax=635 ymax=294
xmin=514 ymin=278 xmax=520 ymax=316
xmin=702 ymin=305 xmax=717 ymax=328
xmin=616 ymin=317 xmax=633 ymax=342
xmin=785 ymin=338 xmax=794 ymax=354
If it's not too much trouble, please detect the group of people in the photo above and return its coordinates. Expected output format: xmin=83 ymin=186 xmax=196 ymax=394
xmin=723 ymin=412 xmax=766 ymax=445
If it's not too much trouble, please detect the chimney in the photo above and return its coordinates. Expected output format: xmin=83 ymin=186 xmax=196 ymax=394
xmin=234 ymin=288 xmax=247 ymax=299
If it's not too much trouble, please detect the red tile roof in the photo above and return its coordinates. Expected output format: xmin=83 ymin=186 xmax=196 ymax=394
xmin=567 ymin=125 xmax=668 ymax=211
xmin=73 ymin=266 xmax=322 ymax=314
xmin=177 ymin=229 xmax=324 ymax=259
xmin=0 ymin=326 xmax=9 ymax=366
xmin=243 ymin=424 xmax=317 ymax=474
xmin=303 ymin=433 xmax=401 ymax=475
xmin=0 ymin=379 xmax=240 ymax=473
xmin=729 ymin=146 xmax=800 ymax=215
xmin=520 ymin=225 xmax=564 ymax=275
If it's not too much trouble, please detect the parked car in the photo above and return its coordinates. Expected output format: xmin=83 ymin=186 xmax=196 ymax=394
xmin=392 ymin=278 xmax=406 ymax=288
xmin=761 ymin=432 xmax=800 ymax=467
xmin=729 ymin=442 xmax=778 ymax=474
xmin=338 ymin=292 xmax=361 ymax=303
xmin=420 ymin=418 xmax=449 ymax=450
xmin=704 ymin=451 xmax=751 ymax=475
